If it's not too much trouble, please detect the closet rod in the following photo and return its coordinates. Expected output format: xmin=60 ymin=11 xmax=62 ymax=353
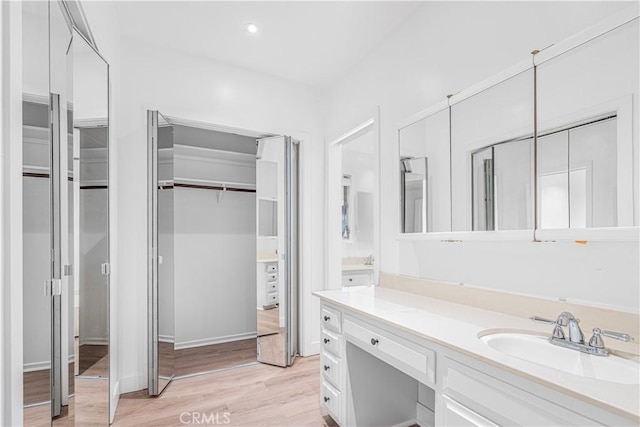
xmin=174 ymin=182 xmax=256 ymax=193
xmin=22 ymin=172 xmax=106 ymax=189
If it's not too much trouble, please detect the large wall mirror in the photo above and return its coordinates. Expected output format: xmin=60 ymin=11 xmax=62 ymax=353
xmin=535 ymin=16 xmax=638 ymax=235
xmin=22 ymin=1 xmax=111 ymax=425
xmin=339 ymin=122 xmax=378 ymax=287
xmin=450 ymin=69 xmax=534 ymax=233
xmin=397 ymin=13 xmax=638 ymax=240
xmin=326 ymin=113 xmax=380 ymax=292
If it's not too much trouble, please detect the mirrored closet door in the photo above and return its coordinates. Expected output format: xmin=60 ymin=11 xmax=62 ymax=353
xmin=22 ymin=1 xmax=111 ymax=424
xmin=147 ymin=111 xmax=175 ymax=396
xmin=256 ymin=136 xmax=299 ymax=367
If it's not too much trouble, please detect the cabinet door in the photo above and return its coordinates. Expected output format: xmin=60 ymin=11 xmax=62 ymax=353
xmin=441 ymin=396 xmax=498 ymax=427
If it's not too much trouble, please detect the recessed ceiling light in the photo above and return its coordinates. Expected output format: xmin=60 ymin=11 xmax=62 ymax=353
xmin=246 ymin=23 xmax=258 ymax=34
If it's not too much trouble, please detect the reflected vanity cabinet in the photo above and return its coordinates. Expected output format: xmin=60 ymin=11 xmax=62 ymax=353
xmin=257 ymin=261 xmax=279 ymax=309
xmin=318 ymin=302 xmax=633 ymax=427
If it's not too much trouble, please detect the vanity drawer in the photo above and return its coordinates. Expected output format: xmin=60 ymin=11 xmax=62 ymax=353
xmin=321 ymin=380 xmax=342 ymax=424
xmin=344 ymin=317 xmax=435 ymax=385
xmin=266 ymin=292 xmax=278 ymax=305
xmin=320 ymin=350 xmax=341 ymax=388
xmin=266 ymin=264 xmax=277 ymax=273
xmin=321 ymin=306 xmax=342 ymax=333
xmin=267 ymin=282 xmax=277 ymax=293
xmin=342 ymin=272 xmax=371 ymax=287
xmin=442 ymin=358 xmax=599 ymax=426
xmin=321 ymin=328 xmax=342 ymax=356
xmin=267 ymin=272 xmax=278 ymax=282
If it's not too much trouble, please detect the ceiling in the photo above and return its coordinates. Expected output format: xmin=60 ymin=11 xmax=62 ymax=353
xmin=114 ymin=1 xmax=421 ymax=89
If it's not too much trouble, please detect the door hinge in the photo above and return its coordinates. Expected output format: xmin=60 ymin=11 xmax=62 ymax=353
xmin=101 ymin=262 xmax=111 ymax=276
xmin=44 ymin=279 xmax=62 ymax=296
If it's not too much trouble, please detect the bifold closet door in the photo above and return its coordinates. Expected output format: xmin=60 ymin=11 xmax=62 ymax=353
xmin=148 ymin=111 xmax=176 ymax=395
xmin=256 ymin=136 xmax=299 ymax=367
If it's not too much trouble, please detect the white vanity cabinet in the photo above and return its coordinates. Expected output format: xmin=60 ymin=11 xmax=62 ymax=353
xmin=317 ymin=293 xmax=637 ymax=427
xmin=320 ymin=303 xmax=345 ymax=423
xmin=438 ymin=358 xmax=600 ymax=426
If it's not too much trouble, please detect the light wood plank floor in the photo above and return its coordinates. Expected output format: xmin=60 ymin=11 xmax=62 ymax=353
xmin=175 ymin=339 xmax=257 ymax=377
xmin=113 ymin=355 xmax=337 ymax=427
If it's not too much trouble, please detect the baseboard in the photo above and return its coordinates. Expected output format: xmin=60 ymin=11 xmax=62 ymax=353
xmin=119 ymin=373 xmax=146 ymax=394
xmin=79 ymin=338 xmax=108 ymax=346
xmin=24 ymin=354 xmax=75 ymax=372
xmin=159 ymin=334 xmax=174 ymax=343
xmin=175 ymin=332 xmax=257 ymax=350
xmin=416 ymin=402 xmax=435 ymax=427
xmin=302 ymin=340 xmax=320 ymax=357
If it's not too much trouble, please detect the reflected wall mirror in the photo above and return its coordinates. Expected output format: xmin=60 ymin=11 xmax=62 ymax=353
xmin=326 ymin=112 xmax=381 ymax=291
xmin=22 ymin=1 xmax=111 ymax=424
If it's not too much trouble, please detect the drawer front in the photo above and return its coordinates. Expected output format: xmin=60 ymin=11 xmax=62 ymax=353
xmin=266 ymin=292 xmax=278 ymax=304
xmin=320 ymin=350 xmax=341 ymax=389
xmin=267 ymin=272 xmax=278 ymax=282
xmin=441 ymin=395 xmax=497 ymax=427
xmin=342 ymin=272 xmax=371 ymax=287
xmin=321 ymin=328 xmax=342 ymax=357
xmin=266 ymin=264 xmax=277 ymax=273
xmin=321 ymin=306 xmax=342 ymax=333
xmin=267 ymin=282 xmax=277 ymax=293
xmin=443 ymin=359 xmax=599 ymax=426
xmin=344 ymin=317 xmax=435 ymax=385
xmin=321 ymin=380 xmax=342 ymax=424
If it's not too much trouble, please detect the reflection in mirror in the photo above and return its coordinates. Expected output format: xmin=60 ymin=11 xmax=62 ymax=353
xmin=471 ymin=138 xmax=533 ymax=231
xmin=398 ymin=108 xmax=450 ymax=233
xmin=537 ymin=116 xmax=617 ymax=229
xmin=451 ymin=69 xmax=534 ymax=232
xmin=536 ymin=17 xmax=637 ymax=230
xmin=401 ymin=158 xmax=427 ymax=233
xmin=73 ymin=26 xmax=110 ymax=424
xmin=258 ymin=199 xmax=278 ymax=237
xmin=341 ymin=132 xmax=375 ymax=285
xmin=22 ymin=2 xmax=51 ymax=422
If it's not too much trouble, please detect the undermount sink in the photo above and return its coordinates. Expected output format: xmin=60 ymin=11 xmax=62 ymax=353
xmin=479 ymin=331 xmax=640 ymax=385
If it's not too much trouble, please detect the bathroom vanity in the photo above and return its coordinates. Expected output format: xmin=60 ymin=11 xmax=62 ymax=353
xmin=314 ymin=286 xmax=639 ymax=426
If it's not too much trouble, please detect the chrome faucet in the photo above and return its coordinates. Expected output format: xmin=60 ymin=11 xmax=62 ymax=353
xmin=531 ymin=312 xmax=634 ymax=357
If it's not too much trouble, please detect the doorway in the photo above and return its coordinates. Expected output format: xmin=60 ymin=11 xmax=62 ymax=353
xmin=147 ymin=115 xmax=300 ymax=392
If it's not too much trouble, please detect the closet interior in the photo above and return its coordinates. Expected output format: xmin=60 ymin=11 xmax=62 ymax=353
xmin=172 ymin=124 xmax=260 ymax=377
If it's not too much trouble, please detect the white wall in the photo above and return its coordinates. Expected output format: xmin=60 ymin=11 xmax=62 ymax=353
xmin=1 ymin=1 xmax=24 ymax=424
xmin=175 ymin=188 xmax=257 ymax=348
xmin=323 ymin=2 xmax=639 ymax=311
xmin=115 ymin=38 xmax=324 ymax=393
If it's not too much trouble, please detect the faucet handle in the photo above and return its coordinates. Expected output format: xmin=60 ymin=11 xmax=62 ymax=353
xmin=530 ymin=316 xmax=565 ymax=340
xmin=601 ymin=329 xmax=634 ymax=342
xmin=589 ymin=328 xmax=635 ymax=349
xmin=530 ymin=316 xmax=555 ymax=324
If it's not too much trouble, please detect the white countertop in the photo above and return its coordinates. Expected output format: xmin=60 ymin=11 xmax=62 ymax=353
xmin=341 ymin=264 xmax=374 ymax=272
xmin=313 ymin=286 xmax=640 ymax=422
